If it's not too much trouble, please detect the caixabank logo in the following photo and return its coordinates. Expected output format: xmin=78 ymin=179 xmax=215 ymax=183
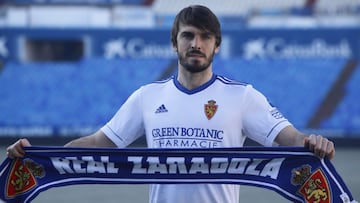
xmin=291 ymin=165 xmax=331 ymax=203
xmin=103 ymin=37 xmax=176 ymax=59
xmin=242 ymin=38 xmax=352 ymax=59
xmin=5 ymin=159 xmax=45 ymax=199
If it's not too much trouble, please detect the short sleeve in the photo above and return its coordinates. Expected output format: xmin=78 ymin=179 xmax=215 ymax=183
xmin=101 ymin=87 xmax=145 ymax=148
xmin=242 ymin=85 xmax=291 ymax=146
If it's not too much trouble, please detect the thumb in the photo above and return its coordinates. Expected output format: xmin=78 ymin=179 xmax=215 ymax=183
xmin=20 ymin=138 xmax=32 ymax=147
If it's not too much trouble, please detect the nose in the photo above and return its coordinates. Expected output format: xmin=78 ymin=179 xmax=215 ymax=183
xmin=191 ymin=36 xmax=201 ymax=50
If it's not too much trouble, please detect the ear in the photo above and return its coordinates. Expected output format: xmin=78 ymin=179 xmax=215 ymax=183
xmin=214 ymin=46 xmax=220 ymax=54
xmin=172 ymin=44 xmax=178 ymax=52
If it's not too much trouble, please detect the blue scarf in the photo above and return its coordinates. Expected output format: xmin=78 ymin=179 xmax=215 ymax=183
xmin=0 ymin=146 xmax=357 ymax=203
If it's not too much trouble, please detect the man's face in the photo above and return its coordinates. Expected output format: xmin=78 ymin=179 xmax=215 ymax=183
xmin=174 ymin=24 xmax=219 ymax=73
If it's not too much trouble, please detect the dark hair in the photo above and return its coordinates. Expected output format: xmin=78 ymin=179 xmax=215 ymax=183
xmin=171 ymin=5 xmax=222 ymax=48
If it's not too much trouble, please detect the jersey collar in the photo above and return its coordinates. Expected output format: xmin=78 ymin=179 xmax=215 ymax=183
xmin=173 ymin=74 xmax=217 ymax=95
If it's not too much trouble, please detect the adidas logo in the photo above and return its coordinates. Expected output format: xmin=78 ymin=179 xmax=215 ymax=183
xmin=155 ymin=104 xmax=168 ymax=113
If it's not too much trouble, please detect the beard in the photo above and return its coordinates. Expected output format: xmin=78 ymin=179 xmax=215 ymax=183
xmin=178 ymin=49 xmax=215 ymax=73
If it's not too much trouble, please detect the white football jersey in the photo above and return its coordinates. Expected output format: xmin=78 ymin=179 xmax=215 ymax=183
xmin=101 ymin=74 xmax=291 ymax=203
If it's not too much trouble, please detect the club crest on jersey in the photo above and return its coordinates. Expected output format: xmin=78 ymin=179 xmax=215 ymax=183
xmin=204 ymin=100 xmax=218 ymax=120
xmin=291 ymin=165 xmax=331 ymax=203
xmin=6 ymin=158 xmax=45 ymax=199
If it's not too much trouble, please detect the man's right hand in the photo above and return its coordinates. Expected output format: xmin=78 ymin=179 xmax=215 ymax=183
xmin=6 ymin=138 xmax=31 ymax=159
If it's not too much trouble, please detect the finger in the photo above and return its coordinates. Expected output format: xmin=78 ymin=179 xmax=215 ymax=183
xmin=20 ymin=138 xmax=32 ymax=147
xmin=326 ymin=141 xmax=335 ymax=160
xmin=318 ymin=136 xmax=328 ymax=158
xmin=16 ymin=138 xmax=31 ymax=154
xmin=15 ymin=141 xmax=26 ymax=156
xmin=305 ymin=134 xmax=335 ymax=160
xmin=305 ymin=134 xmax=316 ymax=152
xmin=9 ymin=150 xmax=24 ymax=158
xmin=6 ymin=150 xmax=15 ymax=159
xmin=6 ymin=145 xmax=23 ymax=159
xmin=6 ymin=139 xmax=29 ymax=159
xmin=314 ymin=135 xmax=324 ymax=158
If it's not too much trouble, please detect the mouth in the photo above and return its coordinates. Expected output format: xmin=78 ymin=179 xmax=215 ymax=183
xmin=186 ymin=51 xmax=205 ymax=58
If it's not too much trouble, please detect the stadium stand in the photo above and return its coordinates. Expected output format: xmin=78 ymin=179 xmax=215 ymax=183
xmin=212 ymin=58 xmax=347 ymax=129
xmin=0 ymin=0 xmax=359 ymax=137
xmin=0 ymin=57 xmax=355 ymax=136
xmin=0 ymin=58 xmax=172 ymax=135
xmin=321 ymin=63 xmax=360 ymax=135
xmin=152 ymin=0 xmax=305 ymax=16
xmin=2 ymin=0 xmax=359 ymax=28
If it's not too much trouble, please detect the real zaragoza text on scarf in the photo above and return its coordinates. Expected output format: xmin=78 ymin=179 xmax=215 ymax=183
xmin=0 ymin=146 xmax=357 ymax=203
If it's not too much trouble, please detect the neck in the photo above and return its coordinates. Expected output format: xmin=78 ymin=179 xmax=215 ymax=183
xmin=177 ymin=68 xmax=213 ymax=90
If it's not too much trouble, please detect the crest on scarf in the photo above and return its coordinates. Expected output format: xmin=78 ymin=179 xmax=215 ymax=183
xmin=6 ymin=159 xmax=45 ymax=199
xmin=204 ymin=100 xmax=218 ymax=120
xmin=291 ymin=165 xmax=331 ymax=203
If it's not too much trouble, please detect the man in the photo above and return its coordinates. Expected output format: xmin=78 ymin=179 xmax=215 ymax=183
xmin=7 ymin=5 xmax=334 ymax=203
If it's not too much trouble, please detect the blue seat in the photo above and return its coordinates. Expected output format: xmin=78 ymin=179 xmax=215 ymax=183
xmin=0 ymin=59 xmax=172 ymax=128
xmin=0 ymin=57 xmax=358 ymax=136
xmin=321 ymin=63 xmax=360 ymax=135
xmin=213 ymin=58 xmax=345 ymax=129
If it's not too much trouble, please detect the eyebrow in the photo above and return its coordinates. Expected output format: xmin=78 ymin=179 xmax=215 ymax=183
xmin=180 ymin=31 xmax=193 ymax=35
xmin=201 ymin=32 xmax=213 ymax=37
xmin=180 ymin=30 xmax=213 ymax=37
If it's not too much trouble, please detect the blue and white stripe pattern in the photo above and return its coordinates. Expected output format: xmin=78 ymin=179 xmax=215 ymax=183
xmin=0 ymin=147 xmax=357 ymax=203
